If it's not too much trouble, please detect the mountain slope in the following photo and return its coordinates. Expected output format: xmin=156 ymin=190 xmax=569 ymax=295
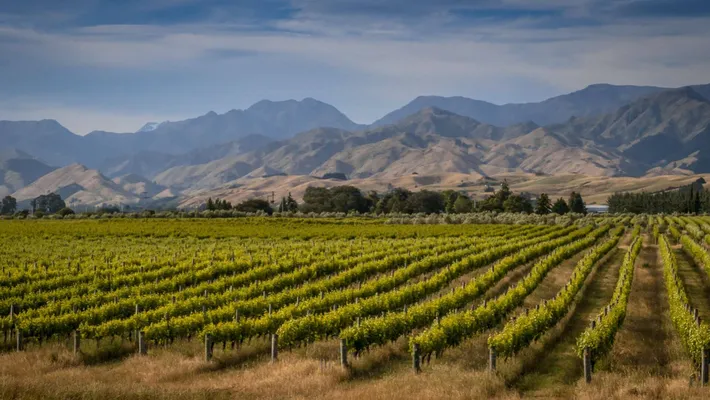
xmin=112 ymin=174 xmax=167 ymax=198
xmin=372 ymin=84 xmax=666 ymax=127
xmin=163 ymin=108 xmax=541 ymax=189
xmin=547 ymin=87 xmax=710 ymax=168
xmin=482 ymin=128 xmax=636 ymax=176
xmin=115 ymin=98 xmax=362 ymax=155
xmin=246 ymin=98 xmax=365 ymax=134
xmin=100 ymin=134 xmax=273 ymax=179
xmin=0 ymin=99 xmax=360 ymax=167
xmin=0 ymin=120 xmax=88 ymax=166
xmin=0 ymin=149 xmax=57 ymax=197
xmin=12 ymin=164 xmax=140 ymax=206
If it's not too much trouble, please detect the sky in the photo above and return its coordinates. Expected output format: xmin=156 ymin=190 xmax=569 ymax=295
xmin=0 ymin=0 xmax=709 ymax=134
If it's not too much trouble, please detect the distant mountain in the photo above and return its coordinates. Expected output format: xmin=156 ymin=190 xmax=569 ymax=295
xmin=691 ymin=83 xmax=710 ymax=102
xmin=112 ymin=174 xmax=167 ymax=198
xmin=547 ymin=87 xmax=710 ymax=172
xmin=12 ymin=164 xmax=140 ymax=207
xmin=253 ymin=107 xmax=628 ymax=179
xmin=154 ymin=156 xmax=257 ymax=190
xmin=122 ymin=98 xmax=362 ymax=155
xmin=0 ymin=149 xmax=57 ymax=197
xmin=136 ymin=122 xmax=165 ymax=133
xmin=100 ymin=134 xmax=273 ymax=179
xmin=161 ymin=108 xmax=541 ymax=189
xmin=246 ymin=98 xmax=365 ymax=135
xmin=4 ymin=83 xmax=710 ymax=208
xmin=0 ymin=99 xmax=361 ymax=167
xmin=0 ymin=120 xmax=89 ymax=166
xmin=166 ymin=88 xmax=710 ymax=193
xmin=372 ymin=84 xmax=669 ymax=127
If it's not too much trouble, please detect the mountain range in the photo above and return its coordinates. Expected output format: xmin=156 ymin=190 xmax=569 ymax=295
xmin=2 ymin=83 xmax=710 ymax=208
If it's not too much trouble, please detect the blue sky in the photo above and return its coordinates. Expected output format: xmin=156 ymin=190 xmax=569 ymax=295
xmin=0 ymin=0 xmax=709 ymax=134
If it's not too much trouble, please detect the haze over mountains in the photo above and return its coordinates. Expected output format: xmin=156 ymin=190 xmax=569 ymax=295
xmin=2 ymin=83 xmax=710 ymax=207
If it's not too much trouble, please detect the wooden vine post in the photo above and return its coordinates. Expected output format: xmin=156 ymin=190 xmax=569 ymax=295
xmin=584 ymin=319 xmax=596 ymax=383
xmin=339 ymin=339 xmax=348 ymax=368
xmin=271 ymin=334 xmax=278 ymax=363
xmin=412 ymin=344 xmax=422 ymax=374
xmin=488 ymin=347 xmax=496 ymax=373
xmin=583 ymin=347 xmax=592 ymax=383
xmin=204 ymin=333 xmax=214 ymax=362
xmin=73 ymin=330 xmax=81 ymax=355
xmin=138 ymin=331 xmax=147 ymax=355
xmin=16 ymin=328 xmax=23 ymax=352
xmin=701 ymin=348 xmax=709 ymax=386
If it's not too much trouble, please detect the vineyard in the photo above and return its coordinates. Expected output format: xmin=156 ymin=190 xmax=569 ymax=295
xmin=2 ymin=216 xmax=710 ymax=399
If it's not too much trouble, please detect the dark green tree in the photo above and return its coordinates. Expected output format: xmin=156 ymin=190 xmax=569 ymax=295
xmin=285 ymin=192 xmax=298 ymax=212
xmin=234 ymin=199 xmax=273 ymax=215
xmin=301 ymin=187 xmax=331 ymax=213
xmin=503 ymin=195 xmax=533 ymax=213
xmin=568 ymin=192 xmax=587 ymax=214
xmin=278 ymin=196 xmax=288 ymax=212
xmin=535 ymin=193 xmax=552 ymax=215
xmin=552 ymin=198 xmax=570 ymax=215
xmin=329 ymin=186 xmax=371 ymax=213
xmin=405 ymin=190 xmax=445 ymax=214
xmin=57 ymin=207 xmax=75 ymax=217
xmin=606 ymin=178 xmax=709 ymax=214
xmin=442 ymin=190 xmax=459 ymax=213
xmin=0 ymin=195 xmax=17 ymax=215
xmin=495 ymin=180 xmax=512 ymax=204
xmin=31 ymin=193 xmax=65 ymax=214
xmin=453 ymin=194 xmax=473 ymax=213
xmin=375 ymin=188 xmax=411 ymax=214
xmin=299 ymin=186 xmax=371 ymax=213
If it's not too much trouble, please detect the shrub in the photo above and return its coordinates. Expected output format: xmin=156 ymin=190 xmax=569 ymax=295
xmin=57 ymin=207 xmax=75 ymax=217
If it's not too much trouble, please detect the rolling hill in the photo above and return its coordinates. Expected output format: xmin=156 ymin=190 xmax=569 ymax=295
xmin=0 ymin=149 xmax=57 ymax=197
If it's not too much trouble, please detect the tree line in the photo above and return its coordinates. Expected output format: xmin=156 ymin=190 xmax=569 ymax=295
xmin=1 ymin=181 xmax=590 ymax=218
xmin=607 ymin=178 xmax=710 ymax=214
xmin=203 ymin=181 xmax=586 ymax=215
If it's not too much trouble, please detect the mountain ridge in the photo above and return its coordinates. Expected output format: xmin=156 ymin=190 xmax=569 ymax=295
xmin=2 ymin=83 xmax=710 ymax=207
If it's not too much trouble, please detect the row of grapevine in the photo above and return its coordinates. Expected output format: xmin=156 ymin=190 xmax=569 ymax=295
xmin=74 ymin=227 xmax=545 ymax=341
xmin=201 ymin=226 xmax=584 ymax=347
xmin=679 ymin=235 xmax=710 ymax=278
xmin=10 ymin=233 xmax=456 ymax=321
xmin=339 ymin=226 xmax=610 ymax=354
xmin=488 ymin=225 xmax=627 ymax=357
xmin=409 ymin=225 xmax=612 ymax=359
xmin=0 ymin=237 xmax=361 ymax=315
xmin=82 ymin=228 xmax=540 ymax=341
xmin=658 ymin=235 xmax=710 ymax=366
xmin=17 ymin=234 xmax=491 ymax=339
xmin=0 ymin=237 xmax=329 ymax=298
xmin=575 ymin=232 xmax=643 ymax=361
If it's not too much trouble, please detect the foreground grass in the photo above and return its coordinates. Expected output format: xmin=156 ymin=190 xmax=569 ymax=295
xmin=2 ymin=341 xmax=709 ymax=400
